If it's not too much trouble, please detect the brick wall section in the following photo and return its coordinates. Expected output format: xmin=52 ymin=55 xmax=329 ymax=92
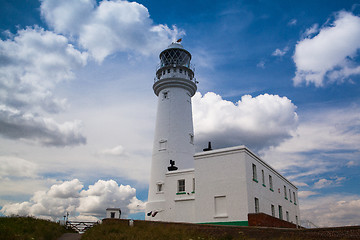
xmin=248 ymin=213 xmax=298 ymax=228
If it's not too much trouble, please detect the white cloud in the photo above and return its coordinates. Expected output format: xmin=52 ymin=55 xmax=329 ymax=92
xmin=292 ymin=181 xmax=309 ymax=187
xmin=346 ymin=160 xmax=358 ymax=167
xmin=256 ymin=60 xmax=265 ymax=69
xmin=98 ymin=145 xmax=125 ymax=156
xmin=0 ymin=105 xmax=86 ymax=146
xmin=41 ymin=0 xmax=184 ymax=62
xmin=0 ymin=156 xmax=37 ymax=179
xmin=288 ymin=19 xmax=297 ymax=26
xmin=303 ymin=23 xmax=319 ymax=38
xmin=293 ymin=11 xmax=360 ymax=86
xmin=0 ymin=179 xmax=145 ymax=220
xmin=272 ymin=46 xmax=289 ymax=57
xmin=300 ymin=194 xmax=360 ymax=227
xmin=0 ymin=27 xmax=87 ymax=113
xmin=0 ymin=27 xmax=87 ymax=146
xmin=192 ymin=92 xmax=298 ymax=151
xmin=298 ymin=191 xmax=318 ymax=198
xmin=260 ymin=105 xmax=360 ymax=186
xmin=313 ymin=177 xmax=345 ymax=189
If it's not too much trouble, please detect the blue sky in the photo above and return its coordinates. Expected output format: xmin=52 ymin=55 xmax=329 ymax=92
xmin=0 ymin=0 xmax=359 ymax=227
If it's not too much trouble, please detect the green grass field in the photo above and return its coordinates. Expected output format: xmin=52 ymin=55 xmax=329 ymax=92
xmin=82 ymin=220 xmax=242 ymax=240
xmin=0 ymin=216 xmax=71 ymax=240
xmin=81 ymin=219 xmax=360 ymax=240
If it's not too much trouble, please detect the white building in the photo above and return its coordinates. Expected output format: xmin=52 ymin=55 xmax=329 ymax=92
xmin=145 ymin=42 xmax=300 ymax=226
xmin=106 ymin=208 xmax=121 ymax=219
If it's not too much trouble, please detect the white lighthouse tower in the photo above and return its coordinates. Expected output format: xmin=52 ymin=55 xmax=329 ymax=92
xmin=146 ymin=42 xmax=197 ymax=220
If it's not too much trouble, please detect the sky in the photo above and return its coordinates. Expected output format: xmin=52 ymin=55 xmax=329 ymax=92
xmin=0 ymin=0 xmax=359 ymax=227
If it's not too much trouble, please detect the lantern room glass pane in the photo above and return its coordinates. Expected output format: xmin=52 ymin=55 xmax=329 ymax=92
xmin=160 ymin=49 xmax=191 ymax=67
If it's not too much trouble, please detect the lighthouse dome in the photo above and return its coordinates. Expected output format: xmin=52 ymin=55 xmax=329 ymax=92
xmin=159 ymin=43 xmax=191 ymax=68
xmin=167 ymin=42 xmax=184 ymax=49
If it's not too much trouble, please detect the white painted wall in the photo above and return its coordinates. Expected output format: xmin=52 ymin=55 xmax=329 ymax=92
xmin=164 ymin=169 xmax=195 ymax=222
xmin=244 ymin=150 xmax=300 ymax=224
xmin=106 ymin=208 xmax=121 ymax=219
xmin=194 ymin=147 xmax=249 ymax=223
xmin=146 ymin=44 xmax=197 ymax=221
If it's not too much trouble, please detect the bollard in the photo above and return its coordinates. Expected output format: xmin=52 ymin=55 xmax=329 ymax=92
xmin=129 ymin=219 xmax=134 ymax=227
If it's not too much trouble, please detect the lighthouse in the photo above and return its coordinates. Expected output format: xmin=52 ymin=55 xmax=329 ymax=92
xmin=145 ymin=42 xmax=300 ymax=226
xmin=146 ymin=42 xmax=197 ymax=220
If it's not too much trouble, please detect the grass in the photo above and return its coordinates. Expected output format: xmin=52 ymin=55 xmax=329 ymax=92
xmin=0 ymin=216 xmax=73 ymax=240
xmin=82 ymin=219 xmax=360 ymax=240
xmin=82 ymin=220 xmax=249 ymax=240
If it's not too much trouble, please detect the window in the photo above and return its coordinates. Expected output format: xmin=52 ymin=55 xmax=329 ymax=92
xmin=269 ymin=175 xmax=273 ymax=190
xmin=252 ymin=164 xmax=257 ymax=182
xmin=162 ymin=70 xmax=165 ymax=75
xmin=179 ymin=69 xmax=183 ymax=73
xmin=167 ymin=69 xmax=170 ymax=73
xmin=178 ymin=179 xmax=185 ymax=192
xmin=189 ymin=133 xmax=194 ymax=144
xmin=262 ymin=170 xmax=265 ymax=186
xmin=159 ymin=140 xmax=167 ymax=150
xmin=289 ymin=189 xmax=292 ymax=202
xmin=293 ymin=192 xmax=297 ymax=204
xmin=286 ymin=211 xmax=289 ymax=221
xmin=157 ymin=183 xmax=163 ymax=192
xmin=284 ymin=186 xmax=287 ymax=199
xmin=278 ymin=205 xmax=283 ymax=220
xmin=162 ymin=91 xmax=168 ymax=99
xmin=271 ymin=204 xmax=275 ymax=217
xmin=214 ymin=196 xmax=227 ymax=217
xmin=255 ymin=198 xmax=259 ymax=213
xmin=192 ymin=178 xmax=195 ymax=193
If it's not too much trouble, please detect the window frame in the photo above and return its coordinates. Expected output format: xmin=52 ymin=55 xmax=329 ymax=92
xmin=177 ymin=179 xmax=185 ymax=193
xmin=261 ymin=170 xmax=266 ymax=187
xmin=255 ymin=197 xmax=259 ymax=213
xmin=252 ymin=164 xmax=258 ymax=182
xmin=269 ymin=175 xmax=273 ymax=191
xmin=278 ymin=205 xmax=283 ymax=220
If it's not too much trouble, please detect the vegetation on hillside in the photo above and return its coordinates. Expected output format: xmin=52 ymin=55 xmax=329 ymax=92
xmin=82 ymin=220 xmax=243 ymax=240
xmin=0 ymin=216 xmax=72 ymax=240
xmin=82 ymin=220 xmax=360 ymax=240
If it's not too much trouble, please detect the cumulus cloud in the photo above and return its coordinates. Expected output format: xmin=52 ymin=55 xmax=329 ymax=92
xmin=0 ymin=27 xmax=87 ymax=112
xmin=300 ymin=194 xmax=360 ymax=227
xmin=293 ymin=11 xmax=360 ymax=86
xmin=41 ymin=0 xmax=184 ymax=62
xmin=192 ymin=92 xmax=298 ymax=152
xmin=0 ymin=179 xmax=145 ymax=220
xmin=0 ymin=27 xmax=87 ymax=146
